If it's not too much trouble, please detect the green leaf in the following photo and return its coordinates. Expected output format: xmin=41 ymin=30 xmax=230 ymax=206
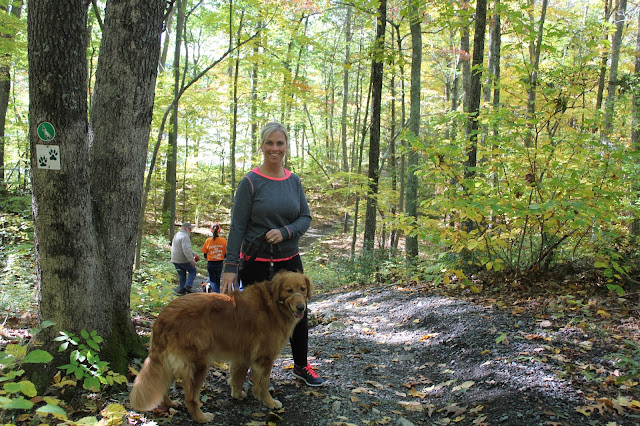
xmin=1 ymin=396 xmax=34 ymax=410
xmin=0 ymin=352 xmax=15 ymax=365
xmin=23 ymin=349 xmax=53 ymax=364
xmin=36 ymin=403 xmax=67 ymax=416
xmin=83 ymin=376 xmax=101 ymax=392
xmin=40 ymin=320 xmax=56 ymax=328
xmin=495 ymin=333 xmax=507 ymax=344
xmin=87 ymin=340 xmax=100 ymax=352
xmin=4 ymin=380 xmax=37 ymax=397
xmin=607 ymin=284 xmax=625 ymax=296
xmin=81 ymin=329 xmax=89 ymax=339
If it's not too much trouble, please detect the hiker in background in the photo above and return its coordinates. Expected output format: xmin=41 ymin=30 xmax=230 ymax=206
xmin=171 ymin=222 xmax=199 ymax=295
xmin=201 ymin=222 xmax=227 ymax=293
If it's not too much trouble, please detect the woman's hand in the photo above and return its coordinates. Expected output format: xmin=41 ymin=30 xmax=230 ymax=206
xmin=265 ymin=229 xmax=282 ymax=244
xmin=221 ymin=272 xmax=237 ymax=294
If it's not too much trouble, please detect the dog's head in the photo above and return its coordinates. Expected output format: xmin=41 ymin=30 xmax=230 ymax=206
xmin=271 ymin=270 xmax=313 ymax=320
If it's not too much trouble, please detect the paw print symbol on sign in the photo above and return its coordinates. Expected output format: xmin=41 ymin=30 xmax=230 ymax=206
xmin=39 ymin=156 xmax=48 ymax=167
xmin=49 ymin=149 xmax=58 ymax=160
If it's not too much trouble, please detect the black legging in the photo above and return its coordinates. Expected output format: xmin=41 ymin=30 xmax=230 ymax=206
xmin=239 ymin=255 xmax=308 ymax=367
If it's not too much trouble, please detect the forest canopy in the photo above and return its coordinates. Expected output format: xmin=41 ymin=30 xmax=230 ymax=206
xmin=1 ymin=0 xmax=640 ymax=290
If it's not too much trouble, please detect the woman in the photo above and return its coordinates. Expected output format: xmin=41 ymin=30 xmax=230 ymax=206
xmin=221 ymin=121 xmax=324 ymax=386
xmin=201 ymin=222 xmax=227 ymax=293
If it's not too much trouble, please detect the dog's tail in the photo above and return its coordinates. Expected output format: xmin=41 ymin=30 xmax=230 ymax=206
xmin=129 ymin=350 xmax=172 ymax=411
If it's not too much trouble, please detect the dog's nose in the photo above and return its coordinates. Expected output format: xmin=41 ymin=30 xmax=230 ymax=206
xmin=296 ymin=302 xmax=305 ymax=312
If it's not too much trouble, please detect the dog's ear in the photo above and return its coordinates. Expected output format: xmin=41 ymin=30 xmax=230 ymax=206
xmin=304 ymin=274 xmax=313 ymax=301
xmin=270 ymin=272 xmax=285 ymax=301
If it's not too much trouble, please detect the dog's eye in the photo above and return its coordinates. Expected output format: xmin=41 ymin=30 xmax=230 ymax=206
xmin=300 ymin=287 xmax=306 ymax=293
xmin=287 ymin=288 xmax=294 ymax=293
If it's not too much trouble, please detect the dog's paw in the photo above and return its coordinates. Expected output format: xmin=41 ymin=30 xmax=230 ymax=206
xmin=231 ymin=390 xmax=247 ymax=400
xmin=193 ymin=412 xmax=214 ymax=423
xmin=263 ymin=398 xmax=282 ymax=409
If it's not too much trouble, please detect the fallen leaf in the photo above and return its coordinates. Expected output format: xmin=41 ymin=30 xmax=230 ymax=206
xmin=398 ymin=401 xmax=424 ymax=412
xmin=366 ymin=380 xmax=384 ymax=390
xmin=452 ymin=381 xmax=475 ymax=393
xmin=408 ymin=388 xmax=427 ymax=398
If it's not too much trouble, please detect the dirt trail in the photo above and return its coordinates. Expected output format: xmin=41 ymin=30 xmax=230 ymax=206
xmin=143 ymin=283 xmax=638 ymax=425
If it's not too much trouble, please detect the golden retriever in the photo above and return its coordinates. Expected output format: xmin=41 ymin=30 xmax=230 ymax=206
xmin=129 ymin=270 xmax=312 ymax=423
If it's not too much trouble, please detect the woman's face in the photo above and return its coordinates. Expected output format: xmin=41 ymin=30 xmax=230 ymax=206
xmin=261 ymin=130 xmax=287 ymax=166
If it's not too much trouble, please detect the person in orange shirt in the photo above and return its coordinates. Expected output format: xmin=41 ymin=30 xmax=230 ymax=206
xmin=201 ymin=223 xmax=227 ymax=293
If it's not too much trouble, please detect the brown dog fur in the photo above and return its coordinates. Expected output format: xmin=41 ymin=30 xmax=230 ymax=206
xmin=129 ymin=270 xmax=312 ymax=423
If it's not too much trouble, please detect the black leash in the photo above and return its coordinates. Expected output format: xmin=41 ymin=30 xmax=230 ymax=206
xmin=239 ymin=231 xmax=275 ymax=279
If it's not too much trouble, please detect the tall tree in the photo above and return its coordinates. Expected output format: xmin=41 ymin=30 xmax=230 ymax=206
xmin=340 ymin=6 xmax=352 ymax=173
xmin=631 ymin=8 xmax=640 ymax=236
xmin=163 ymin=0 xmax=185 ymax=238
xmin=463 ymin=0 xmax=486 ymax=180
xmin=363 ymin=0 xmax=387 ymax=251
xmin=596 ymin=0 xmax=613 ymax=110
xmin=603 ymin=0 xmax=627 ymax=140
xmin=405 ymin=0 xmax=422 ymax=261
xmin=0 ymin=0 xmax=24 ymax=192
xmin=524 ymin=0 xmax=548 ymax=148
xmin=28 ymin=0 xmax=165 ymax=384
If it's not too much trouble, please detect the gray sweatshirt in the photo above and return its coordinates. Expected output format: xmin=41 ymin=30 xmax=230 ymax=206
xmin=223 ymin=167 xmax=311 ymax=274
xmin=170 ymin=229 xmax=195 ymax=264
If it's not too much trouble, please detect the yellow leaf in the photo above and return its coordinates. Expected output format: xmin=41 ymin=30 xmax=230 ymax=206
xmin=398 ymin=401 xmax=424 ymax=412
xmin=597 ymin=309 xmax=611 ymax=319
xmin=419 ymin=333 xmax=439 ymax=341
xmin=452 ymin=381 xmax=475 ymax=392
xmin=408 ymin=388 xmax=427 ymax=398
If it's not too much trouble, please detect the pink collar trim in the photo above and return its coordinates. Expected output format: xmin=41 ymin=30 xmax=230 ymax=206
xmin=252 ymin=167 xmax=291 ymax=181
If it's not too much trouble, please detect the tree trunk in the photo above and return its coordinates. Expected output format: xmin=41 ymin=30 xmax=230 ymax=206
xmin=405 ymin=0 xmax=422 ymax=261
xmin=28 ymin=0 xmax=164 ymax=386
xmin=162 ymin=0 xmax=184 ymax=237
xmin=631 ymin=8 xmax=640 ymax=236
xmin=464 ymin=0 xmax=487 ymax=180
xmin=524 ymin=0 xmax=548 ymax=148
xmin=603 ymin=0 xmax=627 ymax=140
xmin=250 ymin=28 xmax=260 ymax=157
xmin=0 ymin=0 xmax=24 ymax=192
xmin=340 ymin=6 xmax=352 ymax=173
xmin=596 ymin=0 xmax=613 ymax=110
xmin=363 ymin=0 xmax=386 ymax=252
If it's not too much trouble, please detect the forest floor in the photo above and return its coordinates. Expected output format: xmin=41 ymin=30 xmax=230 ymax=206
xmin=3 ymin=221 xmax=640 ymax=425
xmin=125 ymin=278 xmax=640 ymax=426
xmin=123 ymin=222 xmax=640 ymax=426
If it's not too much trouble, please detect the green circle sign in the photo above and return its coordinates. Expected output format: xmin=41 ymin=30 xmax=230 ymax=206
xmin=37 ymin=122 xmax=55 ymax=141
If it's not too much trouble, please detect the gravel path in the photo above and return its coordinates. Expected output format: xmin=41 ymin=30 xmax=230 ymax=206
xmin=133 ymin=283 xmax=640 ymax=425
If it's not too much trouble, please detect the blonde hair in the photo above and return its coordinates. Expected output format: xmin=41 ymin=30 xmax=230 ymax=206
xmin=260 ymin=122 xmax=289 ymax=146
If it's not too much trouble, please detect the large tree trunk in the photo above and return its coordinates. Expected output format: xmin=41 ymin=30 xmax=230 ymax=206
xmin=363 ymin=0 xmax=386 ymax=252
xmin=0 ymin=0 xmax=24 ymax=192
xmin=405 ymin=0 xmax=422 ymax=261
xmin=28 ymin=0 xmax=164 ymax=386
